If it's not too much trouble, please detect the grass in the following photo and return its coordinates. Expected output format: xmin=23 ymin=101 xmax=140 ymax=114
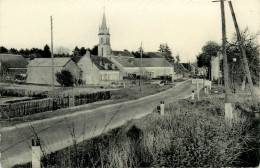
xmin=13 ymin=84 xmax=260 ymax=167
xmin=0 ymin=83 xmax=173 ymax=127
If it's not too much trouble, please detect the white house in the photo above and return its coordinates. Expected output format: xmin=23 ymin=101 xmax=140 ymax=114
xmin=77 ymin=51 xmax=121 ymax=85
xmin=112 ymin=56 xmax=174 ymax=78
xmin=211 ymin=50 xmax=223 ymax=81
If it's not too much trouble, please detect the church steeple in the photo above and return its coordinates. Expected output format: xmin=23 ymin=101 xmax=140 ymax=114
xmin=98 ymin=8 xmax=111 ymax=57
xmin=99 ymin=8 xmax=109 ymax=35
xmin=101 ymin=10 xmax=107 ymax=29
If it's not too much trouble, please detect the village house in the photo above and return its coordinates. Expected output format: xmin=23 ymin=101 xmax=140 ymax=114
xmin=112 ymin=56 xmax=174 ymax=79
xmin=182 ymin=63 xmax=196 ymax=75
xmin=0 ymin=54 xmax=28 ymax=81
xmin=26 ymin=57 xmax=82 ymax=85
xmin=77 ymin=51 xmax=121 ymax=85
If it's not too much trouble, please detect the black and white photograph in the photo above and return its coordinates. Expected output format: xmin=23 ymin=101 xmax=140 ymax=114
xmin=0 ymin=0 xmax=259 ymax=167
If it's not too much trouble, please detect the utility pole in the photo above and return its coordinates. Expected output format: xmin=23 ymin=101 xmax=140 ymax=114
xmin=213 ymin=0 xmax=232 ymax=119
xmin=140 ymin=42 xmax=143 ymax=92
xmin=50 ymin=16 xmax=55 ymax=110
xmin=228 ymin=1 xmax=259 ymax=111
xmin=220 ymin=1 xmax=232 ymax=103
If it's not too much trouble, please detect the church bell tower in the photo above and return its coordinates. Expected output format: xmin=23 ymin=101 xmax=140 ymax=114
xmin=98 ymin=9 xmax=111 ymax=57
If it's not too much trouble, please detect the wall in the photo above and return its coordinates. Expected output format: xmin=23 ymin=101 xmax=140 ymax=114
xmin=26 ymin=66 xmax=63 ymax=85
xmin=63 ymin=60 xmax=81 ymax=81
xmin=77 ymin=54 xmax=101 ymax=84
xmin=100 ymin=70 xmax=121 ymax=81
xmin=121 ymin=67 xmax=174 ymax=77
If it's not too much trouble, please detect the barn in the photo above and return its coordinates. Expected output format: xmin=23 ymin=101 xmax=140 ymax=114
xmin=26 ymin=58 xmax=82 ymax=85
xmin=0 ymin=54 xmax=28 ymax=80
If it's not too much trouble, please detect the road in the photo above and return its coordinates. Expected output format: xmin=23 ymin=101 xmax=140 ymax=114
xmin=0 ymin=80 xmax=197 ymax=168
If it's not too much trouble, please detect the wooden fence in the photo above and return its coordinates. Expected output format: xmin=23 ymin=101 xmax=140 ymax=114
xmin=0 ymin=91 xmax=111 ymax=119
xmin=75 ymin=91 xmax=111 ymax=106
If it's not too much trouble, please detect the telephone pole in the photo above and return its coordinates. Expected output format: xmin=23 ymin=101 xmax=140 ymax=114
xmin=50 ymin=16 xmax=55 ymax=110
xmin=140 ymin=42 xmax=143 ymax=92
xmin=228 ymin=1 xmax=259 ymax=111
xmin=220 ymin=1 xmax=232 ymax=103
xmin=213 ymin=0 xmax=233 ymax=119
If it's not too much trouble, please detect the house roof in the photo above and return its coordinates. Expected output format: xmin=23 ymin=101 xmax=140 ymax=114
xmin=90 ymin=56 xmax=119 ymax=71
xmin=27 ymin=57 xmax=71 ymax=67
xmin=181 ymin=63 xmax=195 ymax=71
xmin=0 ymin=54 xmax=28 ymax=68
xmin=112 ymin=51 xmax=134 ymax=58
xmin=174 ymin=63 xmax=189 ymax=73
xmin=114 ymin=57 xmax=173 ymax=68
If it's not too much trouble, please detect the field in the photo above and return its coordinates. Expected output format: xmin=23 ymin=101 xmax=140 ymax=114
xmin=14 ymin=84 xmax=260 ymax=167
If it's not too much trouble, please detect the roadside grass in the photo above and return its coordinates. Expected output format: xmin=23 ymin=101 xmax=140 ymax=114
xmin=0 ymin=84 xmax=173 ymax=127
xmin=14 ymin=85 xmax=260 ymax=167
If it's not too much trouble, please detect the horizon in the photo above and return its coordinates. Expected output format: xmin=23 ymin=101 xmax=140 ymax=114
xmin=0 ymin=0 xmax=259 ymax=63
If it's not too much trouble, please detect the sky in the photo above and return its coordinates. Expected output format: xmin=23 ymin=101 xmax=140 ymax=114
xmin=0 ymin=0 xmax=259 ymax=63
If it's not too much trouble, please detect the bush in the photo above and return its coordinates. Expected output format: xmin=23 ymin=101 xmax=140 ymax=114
xmin=55 ymin=70 xmax=75 ymax=87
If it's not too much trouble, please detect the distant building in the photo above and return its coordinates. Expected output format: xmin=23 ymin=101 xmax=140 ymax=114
xmin=77 ymin=51 xmax=121 ymax=85
xmin=211 ymin=50 xmax=223 ymax=81
xmin=26 ymin=58 xmax=82 ymax=85
xmin=197 ymin=67 xmax=207 ymax=76
xmin=181 ymin=63 xmax=196 ymax=75
xmin=112 ymin=56 xmax=174 ymax=78
xmin=0 ymin=54 xmax=28 ymax=80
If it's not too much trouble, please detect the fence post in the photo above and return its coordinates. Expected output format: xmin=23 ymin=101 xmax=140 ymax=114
xmin=225 ymin=103 xmax=233 ymax=120
xmin=191 ymin=90 xmax=195 ymax=100
xmin=32 ymin=137 xmax=41 ymax=168
xmin=197 ymin=80 xmax=200 ymax=100
xmin=160 ymin=101 xmax=165 ymax=116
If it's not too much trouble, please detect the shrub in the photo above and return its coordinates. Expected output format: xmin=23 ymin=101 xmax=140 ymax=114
xmin=55 ymin=70 xmax=75 ymax=87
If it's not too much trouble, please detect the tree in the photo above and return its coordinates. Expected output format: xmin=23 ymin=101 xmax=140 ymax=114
xmin=90 ymin=45 xmax=98 ymax=55
xmin=79 ymin=47 xmax=87 ymax=56
xmin=55 ymin=70 xmax=75 ymax=87
xmin=55 ymin=47 xmax=70 ymax=55
xmin=0 ymin=46 xmax=8 ymax=53
xmin=72 ymin=46 xmax=80 ymax=57
xmin=42 ymin=45 xmax=51 ymax=58
xmin=158 ymin=43 xmax=175 ymax=64
xmin=197 ymin=41 xmax=221 ymax=68
xmin=9 ymin=48 xmax=19 ymax=54
xmin=227 ymin=28 xmax=260 ymax=86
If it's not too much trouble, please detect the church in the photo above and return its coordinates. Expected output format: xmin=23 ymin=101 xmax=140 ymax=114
xmin=78 ymin=11 xmax=174 ymax=84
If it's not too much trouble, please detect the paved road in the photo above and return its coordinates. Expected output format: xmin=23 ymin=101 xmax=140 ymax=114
xmin=0 ymin=80 xmax=196 ymax=168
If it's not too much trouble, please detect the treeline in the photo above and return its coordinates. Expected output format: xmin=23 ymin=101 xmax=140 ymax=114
xmin=0 ymin=44 xmax=99 ymax=62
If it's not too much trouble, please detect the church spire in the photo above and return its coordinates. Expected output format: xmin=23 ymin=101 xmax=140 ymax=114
xmin=101 ymin=7 xmax=107 ymax=29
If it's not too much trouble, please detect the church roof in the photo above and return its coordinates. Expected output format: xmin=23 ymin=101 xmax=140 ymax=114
xmin=90 ymin=56 xmax=119 ymax=71
xmin=0 ymin=54 xmax=28 ymax=68
xmin=101 ymin=10 xmax=107 ymax=29
xmin=114 ymin=57 xmax=173 ymax=68
xmin=27 ymin=57 xmax=71 ymax=67
xmin=112 ymin=51 xmax=135 ymax=58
